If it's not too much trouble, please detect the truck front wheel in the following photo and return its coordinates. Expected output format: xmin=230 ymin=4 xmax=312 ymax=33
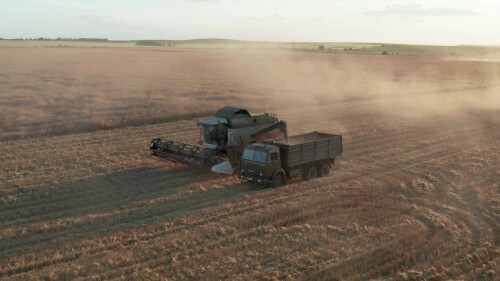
xmin=304 ymin=166 xmax=318 ymax=180
xmin=271 ymin=174 xmax=285 ymax=188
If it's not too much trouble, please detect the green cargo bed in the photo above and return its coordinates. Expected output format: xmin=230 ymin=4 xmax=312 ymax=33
xmin=263 ymin=131 xmax=343 ymax=168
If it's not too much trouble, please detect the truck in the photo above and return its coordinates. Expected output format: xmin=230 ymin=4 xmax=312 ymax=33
xmin=239 ymin=131 xmax=343 ymax=187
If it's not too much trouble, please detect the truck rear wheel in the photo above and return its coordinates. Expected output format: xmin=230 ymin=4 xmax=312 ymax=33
xmin=304 ymin=166 xmax=318 ymax=180
xmin=319 ymin=163 xmax=330 ymax=177
xmin=271 ymin=174 xmax=284 ymax=188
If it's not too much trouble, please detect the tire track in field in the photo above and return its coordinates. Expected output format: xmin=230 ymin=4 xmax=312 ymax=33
xmin=0 ymin=118 xmax=496 ymax=276
xmin=373 ymin=145 xmax=498 ymax=250
xmin=1 ymin=115 xmax=498 ymax=278
xmin=0 ymin=166 xmax=190 ymax=228
xmin=108 ymin=129 xmax=496 ymax=278
xmin=0 ymin=183 xmax=263 ymax=278
xmin=0 ymin=123 xmax=199 ymax=189
xmin=0 ymin=168 xmax=230 ymax=258
xmin=1 ymin=114 xmax=482 ymax=233
xmin=311 ymin=142 xmax=499 ymax=280
xmin=0 ymin=116 xmax=191 ymax=173
xmin=48 ymin=124 xmax=498 ymax=278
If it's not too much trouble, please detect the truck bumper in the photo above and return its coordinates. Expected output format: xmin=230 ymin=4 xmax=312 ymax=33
xmin=240 ymin=175 xmax=270 ymax=185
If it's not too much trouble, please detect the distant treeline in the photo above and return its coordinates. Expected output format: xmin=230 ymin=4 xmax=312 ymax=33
xmin=0 ymin=38 xmax=109 ymax=42
xmin=0 ymin=37 xmax=260 ymax=44
xmin=135 ymin=40 xmax=166 ymax=46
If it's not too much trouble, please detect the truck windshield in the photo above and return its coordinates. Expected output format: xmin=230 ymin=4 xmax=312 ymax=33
xmin=242 ymin=149 xmax=267 ymax=163
xmin=201 ymin=125 xmax=228 ymax=145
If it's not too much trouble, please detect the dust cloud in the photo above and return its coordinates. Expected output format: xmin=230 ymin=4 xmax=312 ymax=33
xmin=211 ymin=50 xmax=499 ymax=113
xmin=193 ymin=49 xmax=499 ymax=139
xmin=0 ymin=47 xmax=498 ymax=139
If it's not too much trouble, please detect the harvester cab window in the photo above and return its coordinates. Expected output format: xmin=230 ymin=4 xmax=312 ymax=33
xmin=202 ymin=124 xmax=228 ymax=146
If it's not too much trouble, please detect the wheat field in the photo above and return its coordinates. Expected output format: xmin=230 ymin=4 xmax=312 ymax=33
xmin=0 ymin=47 xmax=499 ymax=280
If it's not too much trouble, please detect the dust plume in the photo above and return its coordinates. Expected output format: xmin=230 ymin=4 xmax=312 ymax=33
xmin=0 ymin=47 xmax=498 ymax=139
xmin=198 ymin=49 xmax=500 ymax=138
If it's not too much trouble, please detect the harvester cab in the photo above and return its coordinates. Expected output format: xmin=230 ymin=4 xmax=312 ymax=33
xmin=197 ymin=117 xmax=229 ymax=150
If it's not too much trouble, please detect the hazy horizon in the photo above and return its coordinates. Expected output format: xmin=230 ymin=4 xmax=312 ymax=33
xmin=1 ymin=0 xmax=499 ymax=45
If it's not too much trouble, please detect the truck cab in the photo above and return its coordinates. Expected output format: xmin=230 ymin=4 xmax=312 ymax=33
xmin=240 ymin=131 xmax=343 ymax=188
xmin=240 ymin=143 xmax=285 ymax=187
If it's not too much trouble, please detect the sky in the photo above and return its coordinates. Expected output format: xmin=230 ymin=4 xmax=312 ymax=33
xmin=0 ymin=0 xmax=499 ymax=45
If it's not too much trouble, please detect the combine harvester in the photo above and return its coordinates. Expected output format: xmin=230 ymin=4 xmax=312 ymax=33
xmin=150 ymin=106 xmax=288 ymax=174
xmin=150 ymin=106 xmax=342 ymax=186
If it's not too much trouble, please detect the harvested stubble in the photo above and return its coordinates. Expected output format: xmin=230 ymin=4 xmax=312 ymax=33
xmin=0 ymin=48 xmax=499 ymax=280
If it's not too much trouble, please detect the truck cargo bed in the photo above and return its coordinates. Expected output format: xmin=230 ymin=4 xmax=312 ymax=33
xmin=264 ymin=131 xmax=342 ymax=168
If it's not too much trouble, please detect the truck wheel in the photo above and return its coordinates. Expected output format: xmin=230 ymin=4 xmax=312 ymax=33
xmin=304 ymin=166 xmax=318 ymax=180
xmin=319 ymin=163 xmax=330 ymax=177
xmin=271 ymin=174 xmax=284 ymax=188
